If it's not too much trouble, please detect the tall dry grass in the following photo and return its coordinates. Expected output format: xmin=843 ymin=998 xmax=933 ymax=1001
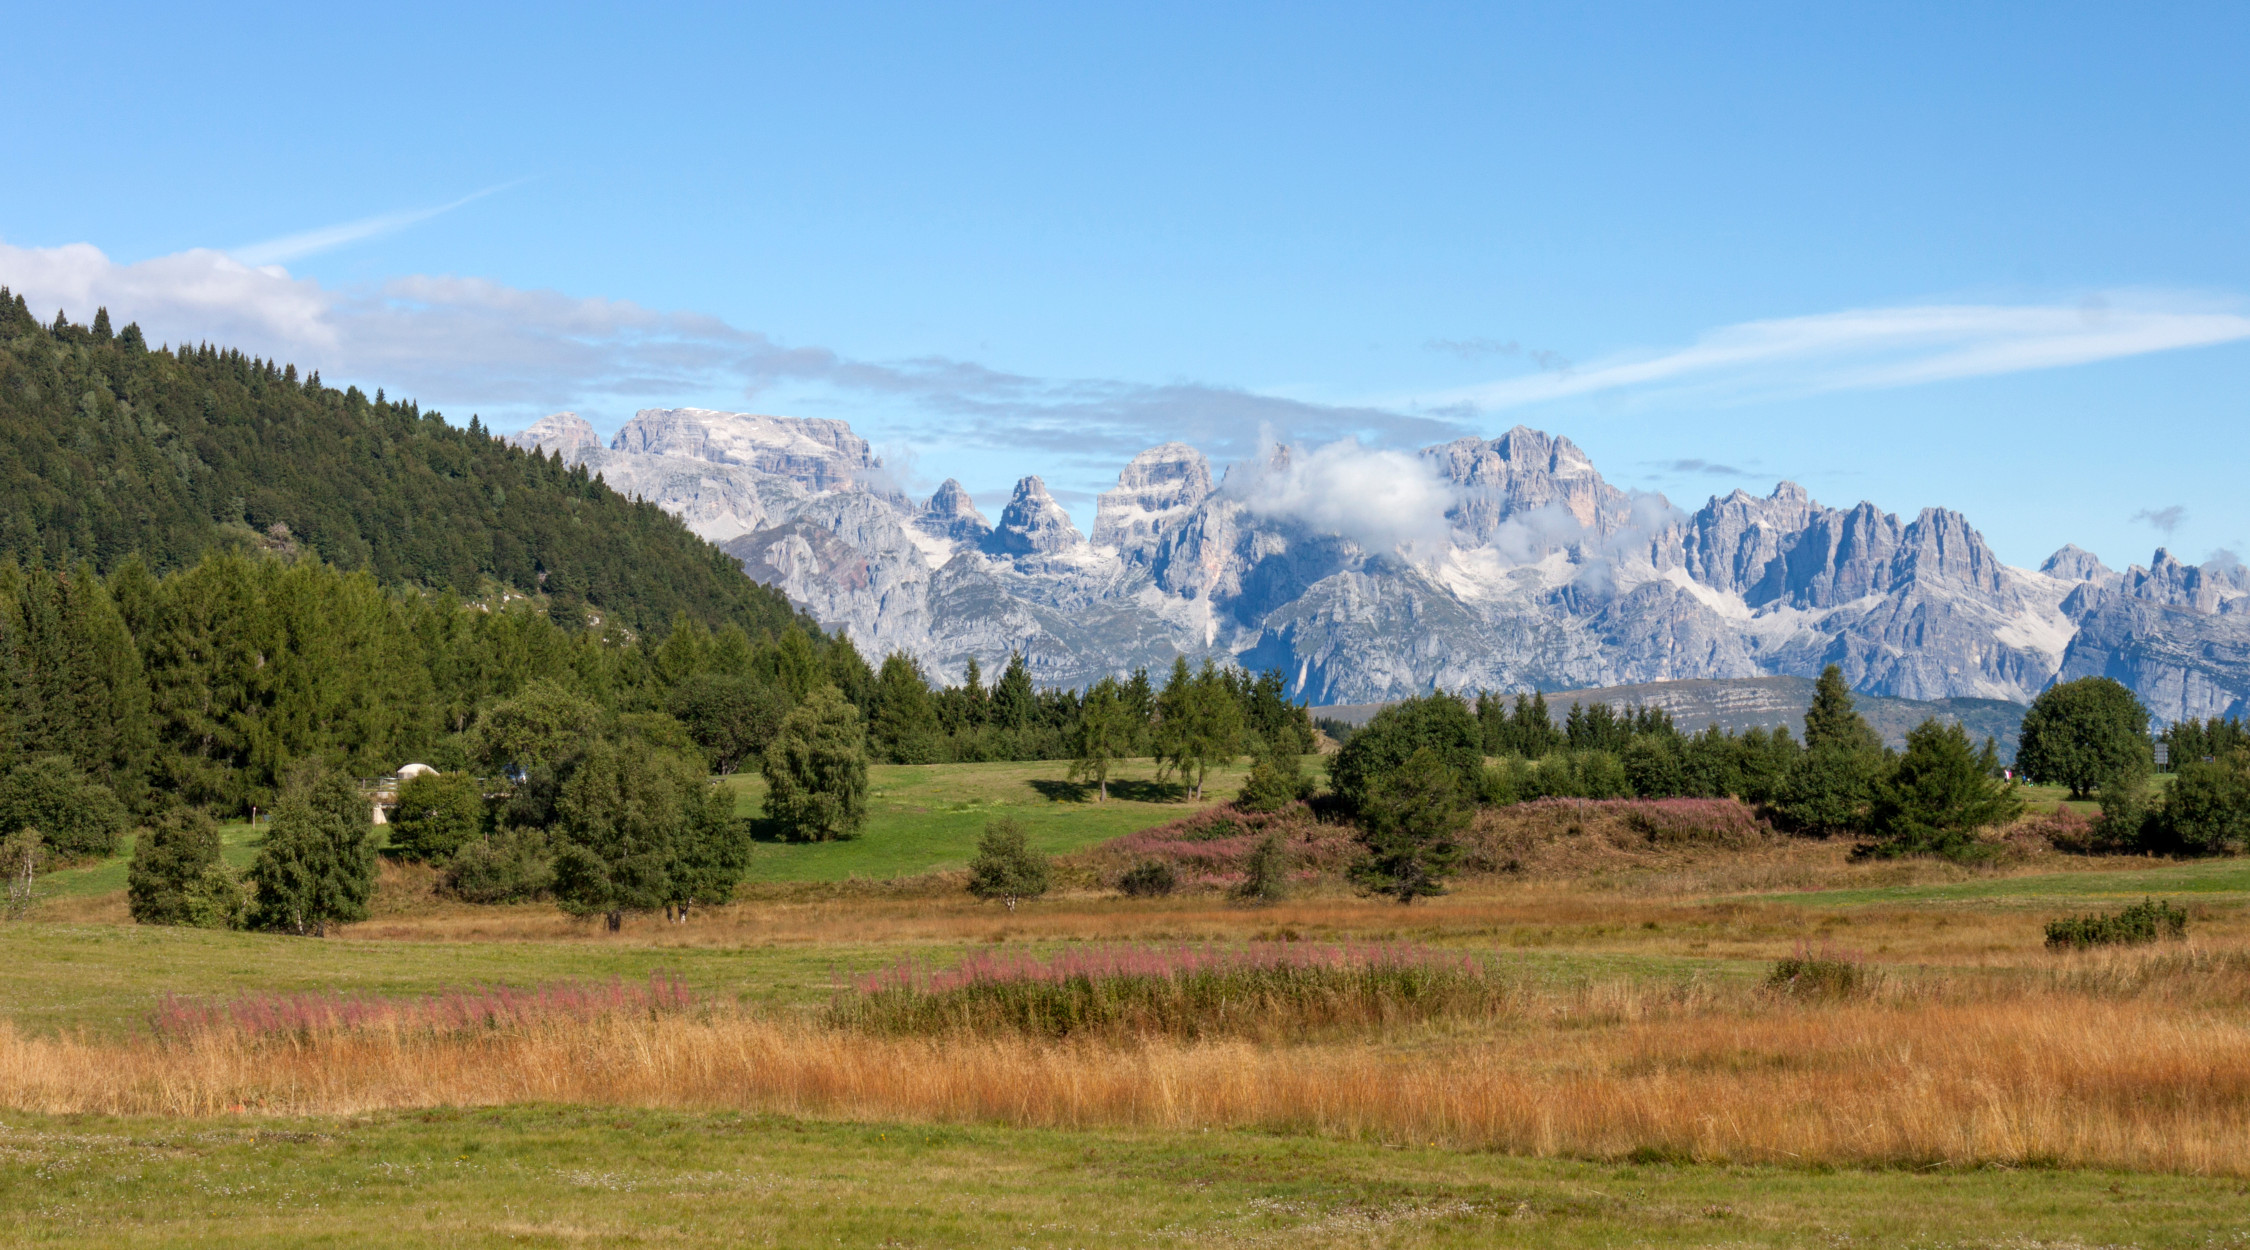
xmin=10 ymin=969 xmax=2250 ymax=1174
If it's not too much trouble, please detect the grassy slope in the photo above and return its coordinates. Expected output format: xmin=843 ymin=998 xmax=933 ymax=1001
xmin=2 ymin=1107 xmax=2242 ymax=1248
xmin=727 ymin=756 xmax=1271 ymax=882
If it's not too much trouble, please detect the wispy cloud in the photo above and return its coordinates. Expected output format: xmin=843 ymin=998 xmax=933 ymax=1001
xmin=230 ymin=183 xmax=522 ymax=266
xmin=1423 ymin=298 xmax=2250 ymax=412
xmin=2133 ymin=505 xmax=2188 ymax=535
xmin=0 ymin=240 xmax=1462 ymax=479
xmin=1649 ymin=457 xmax=1746 ymax=477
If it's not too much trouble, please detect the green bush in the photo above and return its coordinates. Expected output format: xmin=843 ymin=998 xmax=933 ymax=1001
xmin=967 ymin=818 xmax=1049 ymax=908
xmin=0 ymin=756 xmax=130 ymax=862
xmin=2160 ymin=750 xmax=2250 ymax=854
xmin=386 ymin=771 xmax=487 ymax=863
xmin=442 ymin=828 xmax=556 ymax=903
xmin=1233 ymin=833 xmax=1290 ymax=905
xmin=127 ymin=808 xmax=241 ymax=928
xmin=1115 ymin=860 xmax=1177 ymax=897
xmin=1766 ymin=948 xmax=1867 ymax=998
xmin=2045 ymin=898 xmax=2188 ymax=950
xmin=1235 ymin=742 xmax=1314 ymax=813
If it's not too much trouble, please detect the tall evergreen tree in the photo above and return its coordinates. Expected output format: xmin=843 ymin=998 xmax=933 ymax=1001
xmin=1349 ymin=747 xmax=1468 ymax=904
xmin=868 ymin=652 xmax=942 ymax=764
xmin=991 ymin=652 xmax=1037 ymax=732
xmin=1862 ymin=719 xmax=2025 ymax=858
xmin=1067 ymin=676 xmax=1134 ymax=800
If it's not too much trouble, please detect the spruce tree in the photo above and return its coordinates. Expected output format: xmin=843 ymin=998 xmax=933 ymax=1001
xmin=992 ymin=652 xmax=1036 ymax=732
xmin=1349 ymin=747 xmax=1468 ymax=904
xmin=868 ymin=652 xmax=942 ymax=764
xmin=1862 ymin=719 xmax=2025 ymax=859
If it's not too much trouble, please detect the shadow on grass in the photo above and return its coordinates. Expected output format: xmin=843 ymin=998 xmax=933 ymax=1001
xmin=1027 ymin=778 xmax=1189 ymax=805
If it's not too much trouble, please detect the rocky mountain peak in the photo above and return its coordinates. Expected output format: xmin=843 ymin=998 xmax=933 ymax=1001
xmin=2124 ymin=548 xmax=2250 ymax=613
xmin=507 ymin=411 xmax=603 ymax=458
xmin=1427 ymin=425 xmax=1631 ymax=542
xmin=1093 ymin=442 xmax=1215 ymax=557
xmin=984 ymin=476 xmax=1084 ymax=557
xmin=2040 ymin=544 xmax=2116 ymax=584
xmin=1893 ymin=508 xmax=2010 ymax=600
xmin=918 ymin=479 xmax=993 ymax=545
xmin=609 ymin=408 xmax=875 ymax=492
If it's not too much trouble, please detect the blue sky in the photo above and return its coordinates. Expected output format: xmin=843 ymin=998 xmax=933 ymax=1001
xmin=3 ymin=2 xmax=2246 ymax=570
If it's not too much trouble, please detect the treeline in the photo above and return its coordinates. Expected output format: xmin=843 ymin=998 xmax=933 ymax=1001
xmin=863 ymin=654 xmax=1313 ymax=769
xmin=0 ymin=553 xmax=869 ymax=821
xmin=1337 ymin=667 xmax=1992 ymax=852
xmin=0 ymin=293 xmax=802 ymax=637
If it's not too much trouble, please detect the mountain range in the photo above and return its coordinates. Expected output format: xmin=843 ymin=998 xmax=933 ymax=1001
xmin=511 ymin=408 xmax=2250 ymax=723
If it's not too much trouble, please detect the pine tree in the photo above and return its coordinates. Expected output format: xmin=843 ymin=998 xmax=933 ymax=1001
xmin=1863 ymin=719 xmax=2025 ymax=859
xmin=1067 ymin=677 xmax=1134 ymax=800
xmin=1803 ymin=665 xmax=1882 ymax=754
xmin=1349 ymin=747 xmax=1468 ymax=904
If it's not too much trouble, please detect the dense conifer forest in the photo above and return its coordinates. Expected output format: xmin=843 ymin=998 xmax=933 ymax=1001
xmin=0 ymin=289 xmax=801 ymax=638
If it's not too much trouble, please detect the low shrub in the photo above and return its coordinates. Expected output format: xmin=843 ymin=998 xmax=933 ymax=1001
xmin=2045 ymin=898 xmax=2189 ymax=951
xmin=1767 ymin=944 xmax=1868 ymax=999
xmin=1115 ymin=860 xmax=1177 ymax=897
xmin=441 ymin=828 xmax=555 ymax=903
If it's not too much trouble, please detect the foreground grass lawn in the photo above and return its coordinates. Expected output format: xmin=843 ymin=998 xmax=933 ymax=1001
xmin=2 ymin=1106 xmax=2242 ymax=1248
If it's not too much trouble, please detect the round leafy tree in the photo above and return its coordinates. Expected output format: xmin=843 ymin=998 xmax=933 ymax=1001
xmin=1328 ymin=694 xmax=1484 ymax=814
xmin=2017 ymin=677 xmax=2152 ymax=799
xmin=760 ymin=685 xmax=869 ymax=842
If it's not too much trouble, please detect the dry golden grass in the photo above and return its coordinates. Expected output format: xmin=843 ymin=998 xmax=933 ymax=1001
xmin=8 ymin=964 xmax=2250 ymax=1174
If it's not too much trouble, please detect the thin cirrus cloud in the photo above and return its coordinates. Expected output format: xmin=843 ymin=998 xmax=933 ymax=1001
xmin=229 ymin=182 xmax=524 ymax=267
xmin=0 ymin=239 xmax=1462 ymax=476
xmin=1422 ymin=299 xmax=2250 ymax=413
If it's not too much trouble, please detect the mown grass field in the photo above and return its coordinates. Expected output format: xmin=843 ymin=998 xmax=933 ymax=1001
xmin=9 ymin=757 xmax=2250 ymax=1246
xmin=5 ymin=1106 xmax=2245 ymax=1248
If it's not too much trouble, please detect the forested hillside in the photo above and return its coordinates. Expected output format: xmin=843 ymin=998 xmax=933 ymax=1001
xmin=0 ymin=290 xmax=801 ymax=638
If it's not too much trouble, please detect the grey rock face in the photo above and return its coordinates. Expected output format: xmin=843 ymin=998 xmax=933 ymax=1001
xmin=2041 ymin=544 xmax=2117 ymax=585
xmin=543 ymin=405 xmax=2250 ymax=722
xmin=1093 ymin=442 xmax=1215 ymax=561
xmin=919 ymin=479 xmax=992 ymax=546
xmin=508 ymin=411 xmax=603 ymax=458
xmin=983 ymin=476 xmax=1084 ymax=558
xmin=611 ymin=408 xmax=876 ymax=492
